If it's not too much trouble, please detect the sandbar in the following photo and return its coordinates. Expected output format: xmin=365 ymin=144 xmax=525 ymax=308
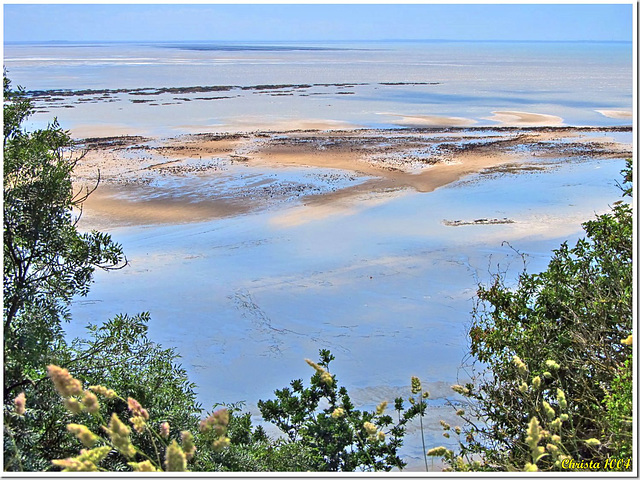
xmin=380 ymin=113 xmax=477 ymax=127
xmin=483 ymin=110 xmax=564 ymax=126
xmin=72 ymin=126 xmax=632 ymax=229
xmin=596 ymin=109 xmax=633 ymax=120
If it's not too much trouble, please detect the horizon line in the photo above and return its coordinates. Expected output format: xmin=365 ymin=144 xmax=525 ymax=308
xmin=4 ymin=38 xmax=633 ymax=45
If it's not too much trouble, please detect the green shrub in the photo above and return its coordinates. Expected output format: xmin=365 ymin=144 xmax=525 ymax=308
xmin=258 ymin=349 xmax=419 ymax=471
xmin=603 ymin=341 xmax=633 ymax=460
xmin=432 ymin=160 xmax=633 ymax=471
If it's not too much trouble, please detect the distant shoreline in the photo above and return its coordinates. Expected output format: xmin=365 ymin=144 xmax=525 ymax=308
xmin=6 ymin=39 xmax=632 ymax=46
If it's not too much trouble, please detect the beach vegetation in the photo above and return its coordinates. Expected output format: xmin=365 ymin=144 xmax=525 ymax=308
xmin=433 ymin=159 xmax=633 ymax=471
xmin=3 ymin=77 xmax=202 ymax=471
xmin=22 ymin=351 xmax=420 ymax=472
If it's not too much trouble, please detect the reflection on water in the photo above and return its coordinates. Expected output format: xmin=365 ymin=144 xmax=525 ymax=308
xmin=5 ymin=40 xmax=632 ymax=135
xmin=67 ymin=154 xmax=629 ymax=468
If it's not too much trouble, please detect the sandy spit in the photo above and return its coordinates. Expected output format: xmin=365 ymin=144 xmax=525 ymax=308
xmin=71 ymin=126 xmax=632 ymax=229
xmin=596 ymin=109 xmax=633 ymax=120
xmin=483 ymin=110 xmax=564 ymax=126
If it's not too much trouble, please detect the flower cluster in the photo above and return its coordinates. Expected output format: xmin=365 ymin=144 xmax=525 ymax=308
xmin=181 ymin=431 xmax=196 ymax=460
xmin=88 ymin=385 xmax=117 ymax=399
xmin=47 ymin=365 xmax=101 ymax=415
xmin=362 ymin=421 xmax=385 ymax=442
xmin=331 ymin=407 xmax=345 ymax=419
xmin=450 ymin=384 xmax=470 ymax=396
xmin=160 ymin=421 xmax=170 ymax=439
xmin=103 ymin=413 xmax=136 ymax=459
xmin=46 ymin=364 xmax=231 ymax=472
xmin=127 ymin=397 xmax=149 ymax=420
xmin=127 ymin=397 xmax=150 ymax=433
xmin=411 ymin=376 xmax=422 ymax=395
xmin=52 ymin=446 xmax=112 ymax=472
xmin=305 ymin=358 xmax=334 ymax=386
xmin=47 ymin=365 xmax=83 ymax=398
xmin=513 ymin=355 xmax=528 ymax=375
xmin=165 ymin=440 xmax=187 ymax=471
xmin=67 ymin=424 xmax=99 ymax=448
xmin=199 ymin=408 xmax=231 ymax=451
xmin=14 ymin=392 xmax=26 ymax=416
xmin=427 ymin=446 xmax=450 ymax=457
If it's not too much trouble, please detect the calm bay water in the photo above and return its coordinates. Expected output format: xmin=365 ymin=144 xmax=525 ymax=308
xmin=65 ymin=155 xmax=630 ymax=466
xmin=4 ymin=40 xmax=633 ymax=135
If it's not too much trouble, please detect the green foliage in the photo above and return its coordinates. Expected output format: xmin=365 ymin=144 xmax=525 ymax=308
xmin=3 ymin=77 xmax=201 ymax=472
xmin=70 ymin=313 xmax=201 ymax=431
xmin=3 ymin=313 xmax=205 ymax=471
xmin=191 ymin=402 xmax=319 ymax=472
xmin=438 ymin=160 xmax=633 ymax=471
xmin=258 ymin=349 xmax=417 ymax=471
xmin=41 ymin=365 xmax=229 ymax=472
xmin=603 ymin=348 xmax=633 ymax=460
xmin=3 ymin=76 xmax=126 ymax=400
xmin=23 ymin=370 xmax=321 ymax=473
xmin=68 ymin=313 xmax=203 ymax=471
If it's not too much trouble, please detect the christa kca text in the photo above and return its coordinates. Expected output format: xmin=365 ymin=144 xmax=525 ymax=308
xmin=561 ymin=458 xmax=631 ymax=470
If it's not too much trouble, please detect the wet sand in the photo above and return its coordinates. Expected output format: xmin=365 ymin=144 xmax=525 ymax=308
xmin=482 ymin=110 xmax=564 ymax=126
xmin=73 ymin=126 xmax=632 ymax=229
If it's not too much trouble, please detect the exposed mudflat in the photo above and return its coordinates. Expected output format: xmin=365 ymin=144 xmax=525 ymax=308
xmin=71 ymin=126 xmax=632 ymax=228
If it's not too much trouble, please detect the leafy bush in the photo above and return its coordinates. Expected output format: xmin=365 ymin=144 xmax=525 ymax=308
xmin=603 ymin=342 xmax=633 ymax=460
xmin=38 ymin=365 xmax=229 ymax=472
xmin=258 ymin=349 xmax=419 ymax=471
xmin=3 ymin=313 xmax=207 ymax=471
xmin=433 ymin=160 xmax=633 ymax=471
xmin=191 ymin=402 xmax=319 ymax=471
xmin=9 ymin=351 xmax=425 ymax=473
xmin=3 ymin=77 xmax=203 ymax=471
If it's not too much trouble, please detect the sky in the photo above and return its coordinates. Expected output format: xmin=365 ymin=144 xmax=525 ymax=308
xmin=2 ymin=3 xmax=634 ymax=43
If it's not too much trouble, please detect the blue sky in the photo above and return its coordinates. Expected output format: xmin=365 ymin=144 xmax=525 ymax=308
xmin=3 ymin=3 xmax=633 ymax=43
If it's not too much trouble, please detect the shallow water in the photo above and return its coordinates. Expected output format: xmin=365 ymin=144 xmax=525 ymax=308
xmin=5 ymin=40 xmax=633 ymax=135
xmin=67 ymin=154 xmax=629 ymax=466
xmin=70 ymin=155 xmax=629 ymax=395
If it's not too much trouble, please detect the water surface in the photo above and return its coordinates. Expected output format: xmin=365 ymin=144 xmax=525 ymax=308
xmin=5 ymin=40 xmax=632 ymax=135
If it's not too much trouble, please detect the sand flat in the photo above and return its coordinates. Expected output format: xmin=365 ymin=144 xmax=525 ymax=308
xmin=596 ymin=109 xmax=632 ymax=119
xmin=72 ymin=126 xmax=632 ymax=229
xmin=380 ymin=113 xmax=477 ymax=127
xmin=483 ymin=110 xmax=564 ymax=126
xmin=78 ymin=184 xmax=253 ymax=229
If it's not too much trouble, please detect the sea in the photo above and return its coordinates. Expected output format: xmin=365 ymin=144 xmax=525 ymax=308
xmin=3 ymin=40 xmax=634 ymax=469
xmin=3 ymin=40 xmax=633 ymax=135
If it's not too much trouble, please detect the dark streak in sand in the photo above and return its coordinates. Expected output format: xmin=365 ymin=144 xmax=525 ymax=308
xmin=26 ymin=81 xmax=442 ymax=101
